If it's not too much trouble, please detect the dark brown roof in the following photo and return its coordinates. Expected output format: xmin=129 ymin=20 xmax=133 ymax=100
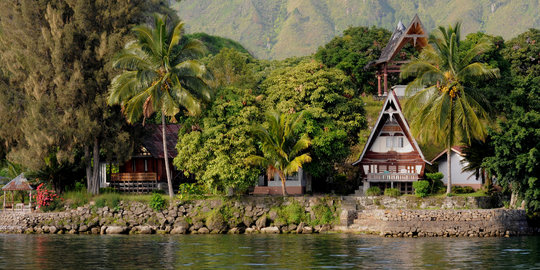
xmin=2 ymin=174 xmax=33 ymax=191
xmin=142 ymin=124 xmax=180 ymax=158
xmin=367 ymin=14 xmax=428 ymax=68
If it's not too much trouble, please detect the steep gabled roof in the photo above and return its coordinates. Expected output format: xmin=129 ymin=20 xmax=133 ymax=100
xmin=141 ymin=124 xmax=180 ymax=159
xmin=372 ymin=14 xmax=428 ymax=67
xmin=352 ymin=90 xmax=429 ymax=165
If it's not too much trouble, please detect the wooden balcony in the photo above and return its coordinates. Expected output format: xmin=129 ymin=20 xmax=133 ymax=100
xmin=110 ymin=172 xmax=158 ymax=193
xmin=366 ymin=172 xmax=418 ymax=182
xmin=111 ymin=172 xmax=157 ymax=182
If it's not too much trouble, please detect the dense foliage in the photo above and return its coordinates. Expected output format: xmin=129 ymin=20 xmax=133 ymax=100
xmin=485 ymin=29 xmax=540 ymax=212
xmin=185 ymin=33 xmax=250 ymax=56
xmin=261 ymin=60 xmax=366 ymax=183
xmin=0 ymin=0 xmax=174 ymax=192
xmin=174 ymin=86 xmax=262 ymax=193
xmin=315 ymin=26 xmax=392 ymax=93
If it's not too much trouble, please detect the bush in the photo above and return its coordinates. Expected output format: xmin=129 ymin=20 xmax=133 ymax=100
xmin=413 ymin=180 xmax=430 ymax=197
xmin=310 ymin=199 xmax=338 ymax=226
xmin=35 ymin=183 xmax=63 ymax=212
xmin=425 ymin=172 xmax=445 ymax=194
xmin=366 ymin=186 xmax=381 ymax=196
xmin=384 ymin=188 xmax=401 ymax=197
xmin=278 ymin=200 xmax=309 ymax=225
xmin=452 ymin=186 xmax=475 ymax=194
xmin=149 ymin=192 xmax=166 ymax=211
xmin=177 ymin=183 xmax=204 ymax=201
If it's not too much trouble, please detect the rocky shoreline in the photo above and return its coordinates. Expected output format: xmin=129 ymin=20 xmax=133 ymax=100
xmin=0 ymin=196 xmax=537 ymax=237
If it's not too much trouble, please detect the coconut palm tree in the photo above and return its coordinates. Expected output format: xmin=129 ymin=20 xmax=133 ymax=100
xmin=108 ymin=14 xmax=212 ymax=198
xmin=400 ymin=22 xmax=499 ymax=194
xmin=246 ymin=111 xmax=312 ymax=196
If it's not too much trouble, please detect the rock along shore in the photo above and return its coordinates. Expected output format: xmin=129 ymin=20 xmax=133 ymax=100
xmin=0 ymin=196 xmax=536 ymax=237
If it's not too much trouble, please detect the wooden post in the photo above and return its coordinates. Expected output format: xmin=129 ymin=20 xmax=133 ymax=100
xmin=383 ymin=71 xmax=388 ymax=95
xmin=377 ymin=74 xmax=382 ymax=96
xmin=3 ymin=191 xmax=5 ymax=211
xmin=29 ymin=191 xmax=32 ymax=211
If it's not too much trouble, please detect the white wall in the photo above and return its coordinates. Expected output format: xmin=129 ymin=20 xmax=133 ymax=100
xmin=370 ymin=135 xmax=413 ymax=153
xmin=438 ymin=151 xmax=481 ymax=185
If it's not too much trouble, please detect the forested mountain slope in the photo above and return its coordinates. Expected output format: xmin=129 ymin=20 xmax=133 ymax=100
xmin=174 ymin=0 xmax=540 ymax=59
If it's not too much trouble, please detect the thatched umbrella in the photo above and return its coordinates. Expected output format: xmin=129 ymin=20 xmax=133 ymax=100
xmin=2 ymin=173 xmax=33 ymax=211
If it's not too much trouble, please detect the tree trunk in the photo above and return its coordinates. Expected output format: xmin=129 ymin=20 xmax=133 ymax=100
xmin=446 ymin=148 xmax=452 ymax=194
xmin=85 ymin=145 xmax=92 ymax=193
xmin=162 ymin=114 xmax=174 ymax=198
xmin=446 ymin=102 xmax=454 ymax=195
xmin=279 ymin=171 xmax=288 ymax=196
xmin=91 ymin=138 xmax=100 ymax=195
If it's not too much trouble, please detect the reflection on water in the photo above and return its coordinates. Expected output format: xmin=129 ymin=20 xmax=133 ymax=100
xmin=0 ymin=234 xmax=539 ymax=269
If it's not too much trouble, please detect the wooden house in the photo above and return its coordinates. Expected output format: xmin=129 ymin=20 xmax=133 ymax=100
xmin=109 ymin=124 xmax=181 ymax=193
xmin=366 ymin=14 xmax=428 ymax=97
xmin=431 ymin=147 xmax=482 ymax=190
xmin=352 ymin=90 xmax=430 ymax=194
xmin=353 ymin=15 xmax=430 ymax=194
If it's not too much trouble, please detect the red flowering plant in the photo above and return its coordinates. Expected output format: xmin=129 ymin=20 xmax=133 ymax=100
xmin=34 ymin=183 xmax=62 ymax=212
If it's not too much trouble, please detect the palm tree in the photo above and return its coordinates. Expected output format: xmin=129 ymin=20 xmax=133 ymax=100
xmin=400 ymin=22 xmax=499 ymax=194
xmin=108 ymin=14 xmax=212 ymax=198
xmin=246 ymin=111 xmax=312 ymax=196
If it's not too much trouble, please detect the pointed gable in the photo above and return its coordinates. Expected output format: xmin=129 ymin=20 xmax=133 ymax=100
xmin=352 ymin=90 xmax=429 ymax=166
xmin=375 ymin=14 xmax=428 ymax=65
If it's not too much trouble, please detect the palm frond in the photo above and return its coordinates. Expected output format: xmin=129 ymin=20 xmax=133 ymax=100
xmin=284 ymin=154 xmax=312 ymax=176
xmin=289 ymin=134 xmax=311 ymax=159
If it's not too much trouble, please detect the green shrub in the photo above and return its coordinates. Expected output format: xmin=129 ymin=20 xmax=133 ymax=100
xmin=366 ymin=186 xmax=381 ymax=196
xmin=309 ymin=198 xmax=339 ymax=226
xmin=413 ymin=180 xmax=430 ymax=197
xmin=279 ymin=200 xmax=308 ymax=224
xmin=384 ymin=188 xmax=401 ymax=197
xmin=452 ymin=186 xmax=475 ymax=194
xmin=149 ymin=192 xmax=166 ymax=211
xmin=177 ymin=183 xmax=204 ymax=201
xmin=425 ymin=172 xmax=445 ymax=194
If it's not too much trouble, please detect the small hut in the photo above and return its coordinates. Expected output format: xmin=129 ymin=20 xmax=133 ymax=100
xmin=2 ymin=173 xmax=33 ymax=211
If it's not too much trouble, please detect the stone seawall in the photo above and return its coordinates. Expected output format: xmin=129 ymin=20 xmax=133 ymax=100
xmin=343 ymin=209 xmax=533 ymax=237
xmin=0 ymin=196 xmax=535 ymax=237
xmin=0 ymin=197 xmax=339 ymax=235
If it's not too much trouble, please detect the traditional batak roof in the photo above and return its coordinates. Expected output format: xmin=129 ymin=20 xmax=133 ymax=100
xmin=366 ymin=14 xmax=428 ymax=69
xmin=430 ymin=146 xmax=466 ymax=163
xmin=2 ymin=173 xmax=33 ymax=191
xmin=352 ymin=90 xmax=430 ymax=166
xmin=140 ymin=124 xmax=180 ymax=159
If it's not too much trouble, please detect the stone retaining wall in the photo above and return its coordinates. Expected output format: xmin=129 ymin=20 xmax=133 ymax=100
xmin=344 ymin=209 xmax=533 ymax=237
xmin=0 ymin=196 xmax=535 ymax=237
xmin=0 ymin=196 xmax=339 ymax=235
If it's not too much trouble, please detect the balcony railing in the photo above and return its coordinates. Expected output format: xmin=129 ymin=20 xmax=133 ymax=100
xmin=111 ymin=172 xmax=157 ymax=182
xmin=366 ymin=172 xmax=418 ymax=182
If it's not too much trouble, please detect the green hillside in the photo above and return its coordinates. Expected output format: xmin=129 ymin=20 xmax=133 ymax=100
xmin=174 ymin=0 xmax=540 ymax=59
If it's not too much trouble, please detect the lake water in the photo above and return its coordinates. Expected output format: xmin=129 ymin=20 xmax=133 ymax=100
xmin=0 ymin=234 xmax=539 ymax=269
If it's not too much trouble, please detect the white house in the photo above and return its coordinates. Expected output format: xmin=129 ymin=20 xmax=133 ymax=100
xmin=431 ymin=146 xmax=482 ymax=190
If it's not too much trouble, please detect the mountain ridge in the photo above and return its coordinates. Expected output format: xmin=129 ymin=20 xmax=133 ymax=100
xmin=174 ymin=0 xmax=540 ymax=59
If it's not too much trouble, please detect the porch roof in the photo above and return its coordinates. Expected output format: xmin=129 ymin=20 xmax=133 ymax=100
xmin=2 ymin=173 xmax=33 ymax=191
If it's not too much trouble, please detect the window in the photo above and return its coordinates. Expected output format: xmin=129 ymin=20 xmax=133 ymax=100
xmin=395 ymin=137 xmax=404 ymax=148
xmin=132 ymin=160 xmax=136 ymax=172
xmin=144 ymin=160 xmax=148 ymax=172
xmin=386 ymin=137 xmax=393 ymax=148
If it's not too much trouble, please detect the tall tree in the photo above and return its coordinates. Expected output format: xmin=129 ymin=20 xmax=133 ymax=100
xmin=0 ymin=1 xmax=174 ymax=194
xmin=400 ymin=22 xmax=499 ymax=194
xmin=485 ymin=29 xmax=540 ymax=211
xmin=108 ymin=14 xmax=212 ymax=198
xmin=246 ymin=111 xmax=312 ymax=196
